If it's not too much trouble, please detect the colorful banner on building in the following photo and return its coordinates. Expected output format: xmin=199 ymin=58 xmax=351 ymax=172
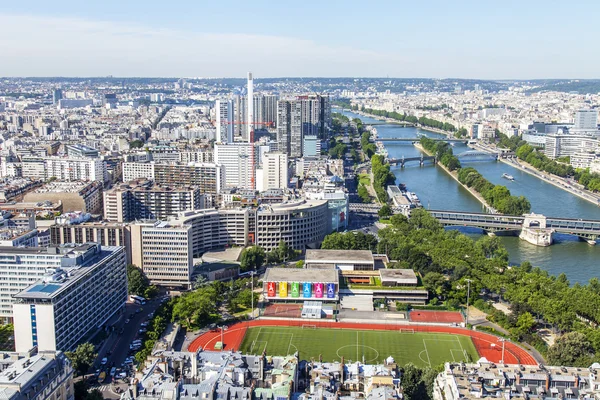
xmin=267 ymin=282 xmax=276 ymax=297
xmin=291 ymin=282 xmax=300 ymax=298
xmin=314 ymin=283 xmax=324 ymax=298
xmin=327 ymin=283 xmax=335 ymax=298
xmin=279 ymin=281 xmax=288 ymax=298
xmin=303 ymin=282 xmax=312 ymax=298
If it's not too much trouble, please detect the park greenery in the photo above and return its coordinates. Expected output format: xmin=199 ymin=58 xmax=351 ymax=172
xmin=420 ymin=137 xmax=531 ymax=215
xmin=134 ymin=299 xmax=173 ymax=363
xmin=239 ymin=246 xmax=265 ymax=271
xmin=371 ymin=154 xmax=396 ymax=203
xmin=127 ymin=264 xmax=159 ymax=299
xmin=361 ymin=131 xmax=376 ymax=159
xmin=321 ymin=209 xmax=600 ymax=366
xmin=0 ymin=323 xmax=13 ymax=351
xmin=65 ymin=342 xmax=97 ymax=376
xmin=516 ymin=144 xmax=574 ymax=177
xmin=360 ymin=107 xmax=457 ymax=133
xmin=321 ymin=231 xmax=378 ymax=252
xmin=420 ymin=137 xmax=461 ymax=171
xmin=457 ymin=167 xmax=531 ymax=215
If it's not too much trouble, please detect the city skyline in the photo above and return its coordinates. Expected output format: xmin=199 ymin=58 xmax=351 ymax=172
xmin=1 ymin=0 xmax=600 ymax=79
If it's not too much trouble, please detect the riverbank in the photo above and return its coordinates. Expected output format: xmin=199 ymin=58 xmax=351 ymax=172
xmin=473 ymin=144 xmax=600 ymax=208
xmin=415 ymin=143 xmax=494 ymax=212
xmin=355 ymin=108 xmax=457 ymax=136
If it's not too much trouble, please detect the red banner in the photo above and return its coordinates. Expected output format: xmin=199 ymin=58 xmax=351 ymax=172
xmin=267 ymin=282 xmax=276 ymax=297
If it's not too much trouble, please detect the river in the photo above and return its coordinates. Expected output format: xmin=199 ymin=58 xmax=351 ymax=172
xmin=341 ymin=110 xmax=600 ymax=284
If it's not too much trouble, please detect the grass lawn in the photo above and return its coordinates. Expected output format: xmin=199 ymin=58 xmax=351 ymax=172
xmin=358 ymin=173 xmax=371 ymax=186
xmin=239 ymin=326 xmax=478 ymax=368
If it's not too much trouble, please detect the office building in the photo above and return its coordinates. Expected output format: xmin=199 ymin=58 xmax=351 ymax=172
xmin=178 ymin=150 xmax=213 ymax=164
xmin=215 ymin=99 xmax=234 ymax=143
xmin=12 ymin=244 xmax=127 ymax=352
xmin=544 ymin=134 xmax=600 ymax=159
xmin=0 ymin=349 xmax=74 ymax=400
xmin=57 ymin=99 xmax=93 ymax=109
xmin=129 ymin=221 xmax=193 ymax=287
xmin=260 ymin=152 xmax=288 ymax=191
xmin=303 ymin=135 xmax=321 ymax=157
xmin=214 ymin=143 xmax=257 ymax=189
xmin=65 ymin=144 xmax=99 ymax=158
xmin=574 ymin=109 xmax=598 ymax=130
xmin=103 ymin=181 xmax=206 ymax=222
xmin=247 ymin=72 xmax=254 ymax=141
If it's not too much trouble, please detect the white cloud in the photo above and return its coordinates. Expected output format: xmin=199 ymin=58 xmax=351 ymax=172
xmin=0 ymin=14 xmax=409 ymax=77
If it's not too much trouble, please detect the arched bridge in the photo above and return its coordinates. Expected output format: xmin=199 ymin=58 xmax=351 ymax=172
xmin=387 ymin=154 xmax=436 ymax=167
xmin=428 ymin=210 xmax=600 ymax=244
xmin=455 ymin=150 xmax=499 ymax=161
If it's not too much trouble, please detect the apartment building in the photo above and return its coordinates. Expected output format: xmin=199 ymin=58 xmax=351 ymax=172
xmin=0 ymin=349 xmax=74 ymax=400
xmin=122 ymin=162 xmax=155 ymax=182
xmin=260 ymin=152 xmax=288 ymax=191
xmin=216 ymin=99 xmax=234 ymax=143
xmin=153 ymin=163 xmax=224 ymax=196
xmin=103 ymin=181 xmax=205 ymax=222
xmin=544 ymin=134 xmax=600 ymax=159
xmin=49 ymin=221 xmax=132 ymax=263
xmin=21 ymin=156 xmax=105 ymax=182
xmin=129 ymin=222 xmax=193 ymax=287
xmin=12 ymin=243 xmax=127 ymax=352
xmin=214 ymin=143 xmax=257 ymax=189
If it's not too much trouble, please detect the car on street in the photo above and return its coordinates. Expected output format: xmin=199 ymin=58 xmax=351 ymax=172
xmin=101 ymin=357 xmax=108 ymax=365
xmin=124 ymin=318 xmax=130 ymax=324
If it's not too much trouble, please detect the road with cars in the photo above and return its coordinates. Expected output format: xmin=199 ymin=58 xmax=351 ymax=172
xmin=89 ymin=295 xmax=169 ymax=397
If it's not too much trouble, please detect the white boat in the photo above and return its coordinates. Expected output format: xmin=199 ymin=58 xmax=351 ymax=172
xmin=502 ymin=173 xmax=514 ymax=181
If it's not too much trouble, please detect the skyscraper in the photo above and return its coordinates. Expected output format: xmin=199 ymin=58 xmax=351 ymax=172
xmin=247 ymin=72 xmax=254 ymax=142
xmin=52 ymin=88 xmax=63 ymax=105
xmin=216 ymin=99 xmax=234 ymax=143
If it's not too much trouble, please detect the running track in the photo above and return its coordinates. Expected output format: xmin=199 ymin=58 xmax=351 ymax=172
xmin=188 ymin=320 xmax=537 ymax=365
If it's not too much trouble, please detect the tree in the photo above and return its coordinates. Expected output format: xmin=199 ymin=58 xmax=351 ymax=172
xmin=172 ymin=286 xmax=219 ymax=328
xmin=127 ymin=264 xmax=149 ymax=296
xmin=240 ymin=246 xmax=265 ymax=271
xmin=378 ymin=204 xmax=393 ymax=218
xmin=65 ymin=342 xmax=97 ymax=376
xmin=358 ymin=184 xmax=370 ymax=203
xmin=547 ymin=332 xmax=595 ymax=367
xmin=401 ymin=363 xmax=429 ymax=400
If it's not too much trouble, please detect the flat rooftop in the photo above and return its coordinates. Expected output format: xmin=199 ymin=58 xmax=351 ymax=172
xmin=264 ymin=268 xmax=338 ymax=284
xmin=305 ymin=249 xmax=374 ymax=264
xmin=379 ymin=269 xmax=418 ymax=284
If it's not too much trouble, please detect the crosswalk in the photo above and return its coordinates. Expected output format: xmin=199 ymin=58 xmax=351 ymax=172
xmin=95 ymin=385 xmax=111 ymax=392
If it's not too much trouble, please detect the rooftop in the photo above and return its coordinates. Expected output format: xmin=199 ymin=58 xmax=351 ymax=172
xmin=305 ymin=249 xmax=374 ymax=264
xmin=264 ymin=268 xmax=338 ymax=283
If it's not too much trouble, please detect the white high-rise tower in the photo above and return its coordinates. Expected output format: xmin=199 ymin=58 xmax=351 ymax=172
xmin=247 ymin=72 xmax=254 ymax=142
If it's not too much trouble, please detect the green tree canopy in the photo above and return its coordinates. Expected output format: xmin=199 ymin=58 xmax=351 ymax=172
xmin=127 ymin=264 xmax=149 ymax=296
xmin=65 ymin=342 xmax=96 ymax=376
xmin=240 ymin=246 xmax=265 ymax=271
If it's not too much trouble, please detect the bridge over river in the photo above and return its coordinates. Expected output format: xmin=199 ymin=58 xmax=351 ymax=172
xmin=387 ymin=150 xmax=498 ymax=167
xmin=348 ymin=204 xmax=600 ymax=245
xmin=378 ymin=137 xmax=467 ymax=143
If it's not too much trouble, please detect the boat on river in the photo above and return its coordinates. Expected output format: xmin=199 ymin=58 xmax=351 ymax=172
xmin=502 ymin=173 xmax=514 ymax=181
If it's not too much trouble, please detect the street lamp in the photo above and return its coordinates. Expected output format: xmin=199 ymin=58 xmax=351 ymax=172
xmin=250 ymin=270 xmax=254 ymax=320
xmin=465 ymin=279 xmax=473 ymax=326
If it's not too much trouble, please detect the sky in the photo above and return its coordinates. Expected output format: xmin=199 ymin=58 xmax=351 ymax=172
xmin=0 ymin=0 xmax=598 ymax=79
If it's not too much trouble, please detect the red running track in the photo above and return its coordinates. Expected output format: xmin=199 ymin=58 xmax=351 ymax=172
xmin=188 ymin=320 xmax=537 ymax=366
xmin=409 ymin=310 xmax=464 ymax=324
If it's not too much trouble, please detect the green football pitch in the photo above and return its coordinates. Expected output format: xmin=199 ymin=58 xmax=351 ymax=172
xmin=239 ymin=326 xmax=479 ymax=368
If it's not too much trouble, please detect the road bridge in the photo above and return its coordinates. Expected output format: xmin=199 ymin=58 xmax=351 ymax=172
xmin=377 ymin=137 xmax=467 ymax=143
xmin=428 ymin=210 xmax=600 ymax=244
xmin=455 ymin=150 xmax=499 ymax=161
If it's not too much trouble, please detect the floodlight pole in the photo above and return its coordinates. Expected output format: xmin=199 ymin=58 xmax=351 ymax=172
xmin=465 ymin=279 xmax=473 ymax=327
xmin=251 ymin=270 xmax=254 ymax=320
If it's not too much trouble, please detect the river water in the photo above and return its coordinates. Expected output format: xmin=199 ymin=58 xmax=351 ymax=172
xmin=341 ymin=110 xmax=600 ymax=284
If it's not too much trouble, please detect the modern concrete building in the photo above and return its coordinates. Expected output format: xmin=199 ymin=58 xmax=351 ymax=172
xmin=65 ymin=144 xmax=99 ymax=158
xmin=303 ymin=135 xmax=321 ymax=157
xmin=12 ymin=243 xmax=127 ymax=352
xmin=122 ymin=162 xmax=156 ymax=182
xmin=261 ymin=152 xmax=288 ymax=191
xmin=103 ymin=181 xmax=206 ymax=222
xmin=153 ymin=163 xmax=224 ymax=197
xmin=215 ymin=99 xmax=234 ymax=144
xmin=21 ymin=156 xmax=105 ymax=182
xmin=214 ymin=143 xmax=257 ymax=189
xmin=0 ymin=349 xmax=74 ymax=400
xmin=129 ymin=221 xmax=193 ymax=287
xmin=305 ymin=249 xmax=375 ymax=271
xmin=574 ymin=109 xmax=598 ymax=130
xmin=544 ymin=134 xmax=600 ymax=159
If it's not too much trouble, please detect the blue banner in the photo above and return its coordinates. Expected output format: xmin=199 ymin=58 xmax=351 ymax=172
xmin=303 ymin=282 xmax=312 ymax=298
xmin=327 ymin=283 xmax=335 ymax=298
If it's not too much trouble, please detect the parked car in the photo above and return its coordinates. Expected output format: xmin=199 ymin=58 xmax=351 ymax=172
xmin=101 ymin=358 xmax=108 ymax=365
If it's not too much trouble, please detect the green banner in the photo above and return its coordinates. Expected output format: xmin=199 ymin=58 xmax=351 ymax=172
xmin=291 ymin=282 xmax=300 ymax=298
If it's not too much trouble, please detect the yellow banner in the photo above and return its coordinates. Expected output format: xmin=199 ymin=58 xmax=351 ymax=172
xmin=279 ymin=281 xmax=288 ymax=297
